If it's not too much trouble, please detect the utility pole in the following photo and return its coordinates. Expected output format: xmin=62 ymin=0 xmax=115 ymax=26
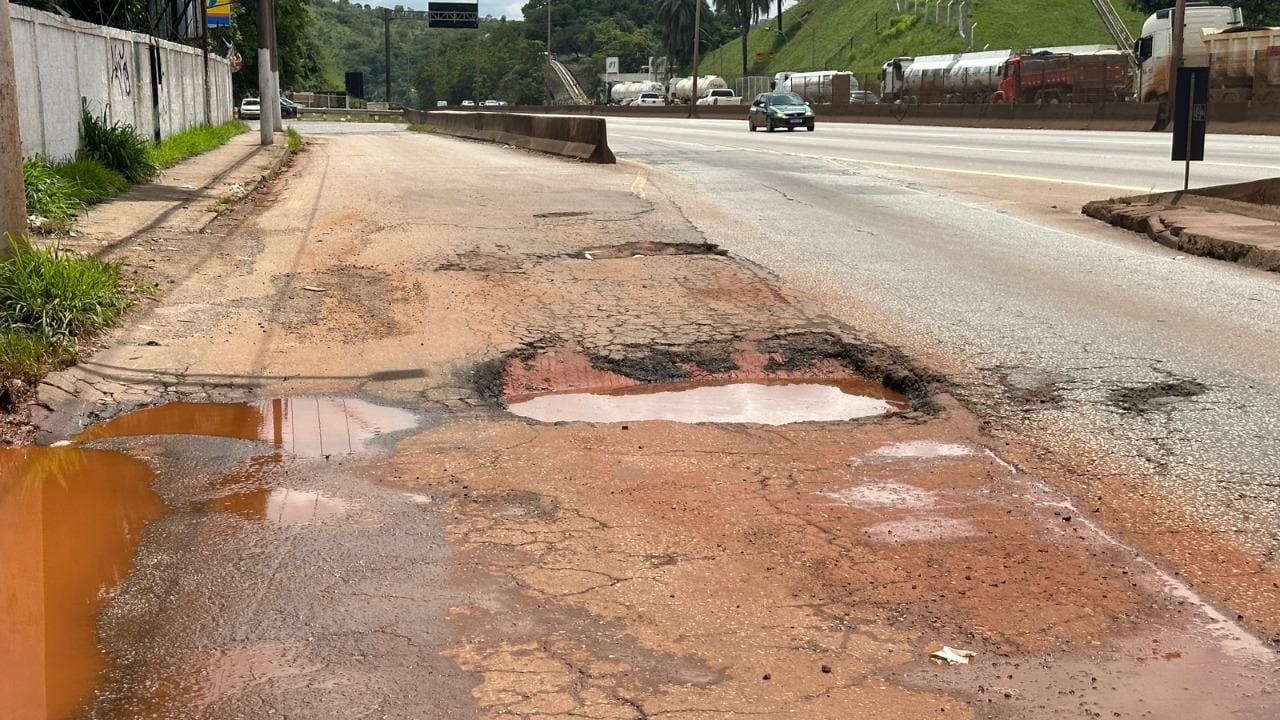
xmin=0 ymin=0 xmax=27 ymax=251
xmin=257 ymin=0 xmax=274 ymax=144
xmin=545 ymin=0 xmax=552 ymax=105
xmin=689 ymin=0 xmax=701 ymax=119
xmin=1168 ymin=0 xmax=1187 ymax=111
xmin=383 ymin=8 xmax=392 ymax=104
xmin=776 ymin=0 xmax=782 ymax=33
xmin=268 ymin=0 xmax=282 ymax=128
xmin=199 ymin=0 xmax=211 ymax=124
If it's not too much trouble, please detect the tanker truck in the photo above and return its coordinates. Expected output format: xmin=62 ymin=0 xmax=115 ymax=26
xmin=773 ymin=71 xmax=859 ymax=103
xmin=609 ymin=81 xmax=665 ymax=105
xmin=668 ymin=75 xmax=729 ymax=104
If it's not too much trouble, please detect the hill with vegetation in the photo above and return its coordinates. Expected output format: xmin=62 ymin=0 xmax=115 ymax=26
xmin=699 ymin=0 xmax=1149 ymax=91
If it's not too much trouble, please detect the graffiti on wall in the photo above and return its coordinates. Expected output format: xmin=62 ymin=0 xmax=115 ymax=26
xmin=110 ymin=43 xmax=131 ymax=97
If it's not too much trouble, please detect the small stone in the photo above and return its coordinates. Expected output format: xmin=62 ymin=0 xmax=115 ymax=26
xmin=762 ymin=673 xmax=771 ymax=681
xmin=820 ymin=665 xmax=832 ymax=674
xmin=303 ymin=286 xmax=327 ymax=292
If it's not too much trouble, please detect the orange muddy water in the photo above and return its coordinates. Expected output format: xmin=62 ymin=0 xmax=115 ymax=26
xmin=506 ymin=379 xmax=907 ymax=425
xmin=0 ymin=446 xmax=165 ymax=720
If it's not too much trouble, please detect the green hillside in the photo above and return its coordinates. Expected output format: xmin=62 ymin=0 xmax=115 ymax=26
xmin=699 ymin=0 xmax=1147 ymax=91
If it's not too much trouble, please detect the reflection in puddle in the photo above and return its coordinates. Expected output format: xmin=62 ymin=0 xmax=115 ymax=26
xmin=207 ymin=488 xmax=351 ymax=526
xmin=0 ymin=446 xmax=165 ymax=720
xmin=506 ymin=380 xmax=907 ymax=425
xmin=78 ymin=397 xmax=418 ymax=457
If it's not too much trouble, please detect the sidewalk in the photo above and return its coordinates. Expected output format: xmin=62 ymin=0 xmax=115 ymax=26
xmin=64 ymin=132 xmax=290 ymax=253
xmin=1083 ymin=179 xmax=1280 ymax=273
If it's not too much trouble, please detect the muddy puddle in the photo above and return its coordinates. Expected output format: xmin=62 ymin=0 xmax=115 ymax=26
xmin=0 ymin=446 xmax=164 ymax=720
xmin=78 ymin=397 xmax=418 ymax=457
xmin=506 ymin=378 xmax=907 ymax=425
xmin=1 ymin=397 xmax=416 ymax=719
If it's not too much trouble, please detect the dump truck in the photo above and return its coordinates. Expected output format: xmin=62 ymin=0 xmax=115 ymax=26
xmin=1203 ymin=26 xmax=1280 ymax=103
xmin=991 ymin=50 xmax=1132 ymax=104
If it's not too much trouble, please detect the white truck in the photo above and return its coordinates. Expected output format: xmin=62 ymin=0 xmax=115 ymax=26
xmin=609 ymin=81 xmax=666 ymax=105
xmin=668 ymin=75 xmax=729 ymax=104
xmin=773 ymin=71 xmax=859 ymax=103
xmin=695 ymin=88 xmax=745 ymax=105
xmin=1133 ymin=4 xmax=1245 ymax=102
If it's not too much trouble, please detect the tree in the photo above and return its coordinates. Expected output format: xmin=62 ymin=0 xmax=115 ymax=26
xmin=657 ymin=0 xmax=698 ymax=67
xmin=232 ymin=0 xmax=325 ymax=99
xmin=714 ymin=0 xmax=770 ymax=77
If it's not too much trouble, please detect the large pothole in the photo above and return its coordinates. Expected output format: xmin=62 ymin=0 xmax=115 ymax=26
xmin=478 ymin=332 xmax=938 ymax=424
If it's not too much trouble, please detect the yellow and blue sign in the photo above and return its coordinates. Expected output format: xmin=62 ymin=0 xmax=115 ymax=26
xmin=207 ymin=0 xmax=232 ymax=28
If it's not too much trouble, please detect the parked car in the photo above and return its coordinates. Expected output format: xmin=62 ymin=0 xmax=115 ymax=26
xmin=635 ymin=92 xmax=666 ymax=106
xmin=849 ymin=90 xmax=880 ymax=105
xmin=481 ymin=99 xmax=502 ymax=106
xmin=747 ymin=92 xmax=815 ymax=132
xmin=461 ymin=100 xmax=476 ymax=107
xmin=436 ymin=100 xmax=449 ymax=107
xmin=238 ymin=97 xmax=261 ymax=119
xmin=696 ymin=88 xmax=745 ymax=106
xmin=279 ymin=97 xmax=300 ymax=118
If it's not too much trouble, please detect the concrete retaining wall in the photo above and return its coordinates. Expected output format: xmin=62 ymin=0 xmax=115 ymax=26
xmin=411 ymin=110 xmax=615 ymax=163
xmin=10 ymin=5 xmax=234 ymax=160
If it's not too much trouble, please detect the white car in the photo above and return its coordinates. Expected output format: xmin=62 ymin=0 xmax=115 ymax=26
xmin=461 ymin=100 xmax=476 ymax=107
xmin=696 ymin=88 xmax=744 ymax=106
xmin=239 ymin=97 xmax=261 ymax=119
xmin=635 ymin=92 xmax=666 ymax=106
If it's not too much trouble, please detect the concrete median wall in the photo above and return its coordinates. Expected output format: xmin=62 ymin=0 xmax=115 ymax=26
xmin=498 ymin=102 xmax=1164 ymax=133
xmin=410 ymin=110 xmax=615 ymax=163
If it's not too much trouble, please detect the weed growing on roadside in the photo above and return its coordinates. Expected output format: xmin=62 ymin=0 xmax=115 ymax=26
xmin=286 ymin=126 xmax=302 ymax=153
xmin=53 ymin=158 xmax=130 ymax=204
xmin=80 ymin=102 xmax=158 ymax=183
xmin=0 ymin=328 xmax=74 ymax=381
xmin=0 ymin=238 xmax=131 ymax=345
xmin=149 ymin=120 xmax=249 ymax=169
xmin=22 ymin=158 xmax=84 ymax=233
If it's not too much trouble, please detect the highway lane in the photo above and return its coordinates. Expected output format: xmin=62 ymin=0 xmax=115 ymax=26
xmin=607 ymin=117 xmax=1280 ymax=622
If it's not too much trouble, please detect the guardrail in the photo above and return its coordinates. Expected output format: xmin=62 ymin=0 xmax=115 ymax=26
xmin=296 ymin=107 xmax=406 ymax=118
xmin=407 ymin=110 xmax=615 ymax=163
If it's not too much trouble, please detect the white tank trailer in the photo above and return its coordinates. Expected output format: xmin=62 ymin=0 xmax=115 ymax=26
xmin=668 ymin=75 xmax=729 ymax=103
xmin=772 ymin=71 xmax=859 ymax=103
xmin=609 ymin=81 xmax=666 ymax=104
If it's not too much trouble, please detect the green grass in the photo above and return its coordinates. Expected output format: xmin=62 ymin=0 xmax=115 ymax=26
xmin=286 ymin=126 xmax=303 ymax=153
xmin=149 ymin=120 xmax=250 ymax=169
xmin=0 ymin=237 xmax=135 ymax=381
xmin=700 ymin=0 xmax=1148 ymax=90
xmin=52 ymin=158 xmax=129 ymax=204
xmin=22 ymin=158 xmax=84 ymax=234
xmin=80 ymin=103 xmax=158 ymax=184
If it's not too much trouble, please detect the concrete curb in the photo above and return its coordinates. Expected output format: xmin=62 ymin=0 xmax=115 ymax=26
xmin=408 ymin=110 xmax=616 ymax=163
xmin=1082 ymin=200 xmax=1280 ymax=273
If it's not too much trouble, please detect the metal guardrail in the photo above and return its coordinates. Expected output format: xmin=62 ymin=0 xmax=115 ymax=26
xmin=296 ymin=107 xmax=406 ymax=117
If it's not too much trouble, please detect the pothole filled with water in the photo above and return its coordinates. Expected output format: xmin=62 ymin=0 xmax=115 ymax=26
xmin=78 ymin=397 xmax=418 ymax=457
xmin=506 ymin=378 xmax=907 ymax=425
xmin=577 ymin=241 xmax=727 ymax=260
xmin=2 ymin=397 xmax=417 ymax=718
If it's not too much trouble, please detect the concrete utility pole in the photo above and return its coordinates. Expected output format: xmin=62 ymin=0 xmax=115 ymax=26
xmin=0 ymin=0 xmax=26 ymax=251
xmin=689 ymin=0 xmax=701 ymax=119
xmin=268 ymin=0 xmax=282 ymax=128
xmin=1168 ymin=0 xmax=1187 ymax=108
xmin=258 ymin=0 xmax=274 ymax=144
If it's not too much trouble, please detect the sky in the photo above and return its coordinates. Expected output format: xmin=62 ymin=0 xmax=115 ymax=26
xmin=399 ymin=1 xmax=801 ymax=22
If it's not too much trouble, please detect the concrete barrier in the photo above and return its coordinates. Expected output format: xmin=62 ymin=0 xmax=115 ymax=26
xmin=413 ymin=110 xmax=615 ymax=163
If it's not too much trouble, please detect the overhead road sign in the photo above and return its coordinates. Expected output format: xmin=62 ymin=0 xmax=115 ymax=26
xmin=428 ymin=2 xmax=479 ymax=29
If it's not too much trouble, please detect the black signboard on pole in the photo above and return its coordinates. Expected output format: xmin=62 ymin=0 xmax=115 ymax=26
xmin=428 ymin=2 xmax=479 ymax=29
xmin=1172 ymin=66 xmax=1208 ymax=189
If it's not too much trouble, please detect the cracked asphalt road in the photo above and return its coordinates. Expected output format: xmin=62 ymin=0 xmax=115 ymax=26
xmin=11 ymin=122 xmax=1280 ymax=720
xmin=607 ymin=117 xmax=1280 ymax=634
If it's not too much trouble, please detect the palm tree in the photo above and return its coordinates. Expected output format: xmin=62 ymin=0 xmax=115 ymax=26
xmin=656 ymin=0 xmax=703 ymax=67
xmin=715 ymin=0 xmax=772 ymax=77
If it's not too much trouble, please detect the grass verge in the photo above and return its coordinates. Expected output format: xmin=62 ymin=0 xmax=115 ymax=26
xmin=0 ymin=237 xmax=136 ymax=382
xmin=286 ymin=126 xmax=303 ymax=153
xmin=150 ymin=120 xmax=250 ymax=169
xmin=22 ymin=158 xmax=85 ymax=234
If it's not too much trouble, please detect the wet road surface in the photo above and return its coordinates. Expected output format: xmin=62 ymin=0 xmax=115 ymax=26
xmin=606 ymin=117 xmax=1280 ymax=630
xmin=6 ymin=122 xmax=1280 ymax=719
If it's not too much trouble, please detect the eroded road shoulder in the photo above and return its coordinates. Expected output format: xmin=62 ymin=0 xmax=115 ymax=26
xmin=6 ymin=129 xmax=1277 ymax=720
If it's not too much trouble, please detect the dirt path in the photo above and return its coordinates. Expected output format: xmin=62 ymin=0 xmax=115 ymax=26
xmin=8 ymin=129 xmax=1278 ymax=719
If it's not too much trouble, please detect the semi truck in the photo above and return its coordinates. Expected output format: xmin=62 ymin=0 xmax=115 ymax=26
xmin=1202 ymin=25 xmax=1280 ymax=103
xmin=609 ymin=81 xmax=666 ymax=105
xmin=882 ymin=45 xmax=1121 ymax=104
xmin=1133 ymin=4 xmax=1244 ymax=102
xmin=667 ymin=76 xmax=729 ymax=104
